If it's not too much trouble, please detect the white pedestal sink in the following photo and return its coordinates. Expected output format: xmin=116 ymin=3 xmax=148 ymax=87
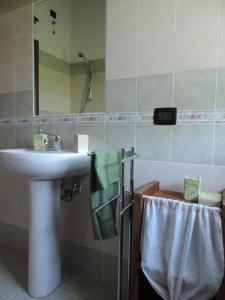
xmin=0 ymin=149 xmax=90 ymax=298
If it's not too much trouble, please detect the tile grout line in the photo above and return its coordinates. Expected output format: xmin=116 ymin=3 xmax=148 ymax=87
xmin=169 ymin=0 xmax=177 ymax=191
xmin=135 ymin=0 xmax=140 ymax=114
xmin=135 ymin=0 xmax=140 ymax=153
xmin=58 ymin=288 xmax=82 ymax=300
xmin=211 ymin=0 xmax=222 ymax=167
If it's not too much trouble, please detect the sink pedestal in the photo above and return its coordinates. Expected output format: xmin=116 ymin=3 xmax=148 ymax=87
xmin=0 ymin=149 xmax=90 ymax=297
xmin=28 ymin=180 xmax=61 ymax=298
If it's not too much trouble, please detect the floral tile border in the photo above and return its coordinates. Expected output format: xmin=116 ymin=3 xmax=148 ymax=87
xmin=105 ymin=113 xmax=136 ymax=123
xmin=0 ymin=110 xmax=225 ymax=126
xmin=78 ymin=113 xmax=105 ymax=124
xmin=177 ymin=110 xmax=215 ymax=123
xmin=136 ymin=112 xmax=153 ymax=123
xmin=216 ymin=110 xmax=225 ymax=123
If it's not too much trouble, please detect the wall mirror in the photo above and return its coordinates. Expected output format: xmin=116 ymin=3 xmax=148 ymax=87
xmin=33 ymin=0 xmax=106 ymax=115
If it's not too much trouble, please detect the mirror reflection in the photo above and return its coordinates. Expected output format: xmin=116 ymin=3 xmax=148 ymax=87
xmin=33 ymin=0 xmax=106 ymax=115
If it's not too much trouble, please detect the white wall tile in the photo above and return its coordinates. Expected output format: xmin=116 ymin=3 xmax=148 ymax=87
xmin=106 ymin=41 xmax=138 ymax=80
xmin=175 ymin=27 xmax=218 ymax=72
xmin=106 ymin=78 xmax=137 ymax=112
xmin=0 ymin=175 xmax=29 ymax=228
xmin=13 ymin=35 xmax=33 ymax=64
xmin=170 ymin=162 xmax=214 ymax=193
xmin=172 ymin=124 xmax=214 ymax=164
xmin=139 ymin=0 xmax=175 ymax=37
xmin=105 ymin=124 xmax=136 ymax=150
xmin=107 ymin=1 xmax=138 ymax=45
xmin=0 ymin=127 xmax=16 ymax=149
xmin=135 ymin=160 xmax=171 ymax=190
xmin=78 ymin=124 xmax=105 ymax=151
xmin=176 ymin=0 xmax=220 ymax=31
xmin=0 ymin=39 xmax=13 ymax=68
xmin=136 ymin=125 xmax=172 ymax=161
xmin=60 ymin=212 xmax=104 ymax=252
xmin=211 ymin=165 xmax=225 ymax=192
xmin=15 ymin=125 xmax=36 ymax=149
xmin=12 ymin=4 xmax=32 ymax=38
xmin=0 ymin=66 xmax=14 ymax=94
xmin=14 ymin=62 xmax=33 ymax=92
xmin=174 ymin=69 xmax=216 ymax=109
xmin=0 ymin=12 xmax=13 ymax=40
xmin=107 ymin=0 xmax=137 ymax=10
xmin=138 ymin=33 xmax=174 ymax=76
xmin=218 ymin=0 xmax=225 ymax=67
xmin=213 ymin=124 xmax=225 ymax=165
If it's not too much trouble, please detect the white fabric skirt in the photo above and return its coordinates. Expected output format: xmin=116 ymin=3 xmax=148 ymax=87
xmin=141 ymin=196 xmax=224 ymax=300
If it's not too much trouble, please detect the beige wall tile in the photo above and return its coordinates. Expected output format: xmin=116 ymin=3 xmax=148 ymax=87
xmin=135 ymin=160 xmax=171 ymax=190
xmin=106 ymin=41 xmax=138 ymax=80
xmin=176 ymin=0 xmax=220 ymax=31
xmin=78 ymin=124 xmax=105 ymax=151
xmin=0 ymin=12 xmax=13 ymax=40
xmin=138 ymin=33 xmax=174 ymax=76
xmin=218 ymin=1 xmax=225 ymax=67
xmin=107 ymin=0 xmax=137 ymax=10
xmin=15 ymin=62 xmax=33 ymax=92
xmin=0 ymin=39 xmax=13 ymax=67
xmin=136 ymin=125 xmax=172 ymax=161
xmin=0 ymin=66 xmax=14 ymax=94
xmin=139 ymin=0 xmax=175 ymax=37
xmin=105 ymin=124 xmax=136 ymax=150
xmin=107 ymin=1 xmax=138 ymax=45
xmin=172 ymin=124 xmax=214 ymax=164
xmin=12 ymin=4 xmax=32 ymax=37
xmin=170 ymin=162 xmax=214 ymax=193
xmin=175 ymin=27 xmax=218 ymax=72
xmin=13 ymin=35 xmax=33 ymax=64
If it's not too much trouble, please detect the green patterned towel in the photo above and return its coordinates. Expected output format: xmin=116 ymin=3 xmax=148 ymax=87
xmin=91 ymin=149 xmax=122 ymax=240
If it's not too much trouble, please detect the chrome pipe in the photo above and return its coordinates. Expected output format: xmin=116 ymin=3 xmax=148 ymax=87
xmin=117 ymin=148 xmax=125 ymax=300
xmin=127 ymin=147 xmax=135 ymax=300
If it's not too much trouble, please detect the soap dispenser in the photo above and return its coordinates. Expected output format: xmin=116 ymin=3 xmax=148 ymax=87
xmin=33 ymin=125 xmax=48 ymax=151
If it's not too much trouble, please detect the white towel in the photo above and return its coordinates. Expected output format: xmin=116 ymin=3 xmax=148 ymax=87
xmin=141 ymin=196 xmax=224 ymax=300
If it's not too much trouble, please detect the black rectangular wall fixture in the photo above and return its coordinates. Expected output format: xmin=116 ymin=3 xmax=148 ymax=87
xmin=153 ymin=107 xmax=177 ymax=125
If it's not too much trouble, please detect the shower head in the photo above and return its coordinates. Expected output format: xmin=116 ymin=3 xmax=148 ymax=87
xmin=78 ymin=51 xmax=84 ymax=58
xmin=78 ymin=52 xmax=88 ymax=64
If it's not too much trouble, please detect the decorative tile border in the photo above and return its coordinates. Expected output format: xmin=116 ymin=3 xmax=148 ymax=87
xmin=215 ymin=110 xmax=225 ymax=123
xmin=136 ymin=112 xmax=153 ymax=123
xmin=177 ymin=110 xmax=215 ymax=123
xmin=105 ymin=113 xmax=136 ymax=124
xmin=1 ymin=110 xmax=225 ymax=127
xmin=78 ymin=113 xmax=105 ymax=124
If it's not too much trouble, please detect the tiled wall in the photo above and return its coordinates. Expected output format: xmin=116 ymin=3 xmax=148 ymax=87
xmin=105 ymin=0 xmax=225 ymax=193
xmin=1 ymin=0 xmax=225 ymax=286
xmin=0 ymin=4 xmax=33 ymax=117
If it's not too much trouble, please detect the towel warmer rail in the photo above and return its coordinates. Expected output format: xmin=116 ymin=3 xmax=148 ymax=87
xmin=88 ymin=147 xmax=137 ymax=300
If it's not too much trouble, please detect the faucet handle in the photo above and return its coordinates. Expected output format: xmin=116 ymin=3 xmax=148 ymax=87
xmin=53 ymin=135 xmax=63 ymax=151
xmin=54 ymin=135 xmax=61 ymax=142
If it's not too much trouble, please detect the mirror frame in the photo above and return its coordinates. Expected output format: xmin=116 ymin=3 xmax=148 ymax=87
xmin=34 ymin=39 xmax=39 ymax=115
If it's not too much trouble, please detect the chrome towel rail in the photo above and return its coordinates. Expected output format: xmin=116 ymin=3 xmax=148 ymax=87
xmin=117 ymin=147 xmax=136 ymax=300
xmin=89 ymin=147 xmax=136 ymax=300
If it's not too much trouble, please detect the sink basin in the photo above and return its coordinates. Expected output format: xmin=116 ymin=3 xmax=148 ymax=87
xmin=0 ymin=149 xmax=90 ymax=298
xmin=0 ymin=149 xmax=89 ymax=180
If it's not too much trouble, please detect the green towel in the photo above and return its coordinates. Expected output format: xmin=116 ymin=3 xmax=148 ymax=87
xmin=91 ymin=149 xmax=122 ymax=240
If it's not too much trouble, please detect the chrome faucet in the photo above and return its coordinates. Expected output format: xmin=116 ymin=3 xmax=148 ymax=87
xmin=44 ymin=133 xmax=63 ymax=151
xmin=38 ymin=125 xmax=63 ymax=151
